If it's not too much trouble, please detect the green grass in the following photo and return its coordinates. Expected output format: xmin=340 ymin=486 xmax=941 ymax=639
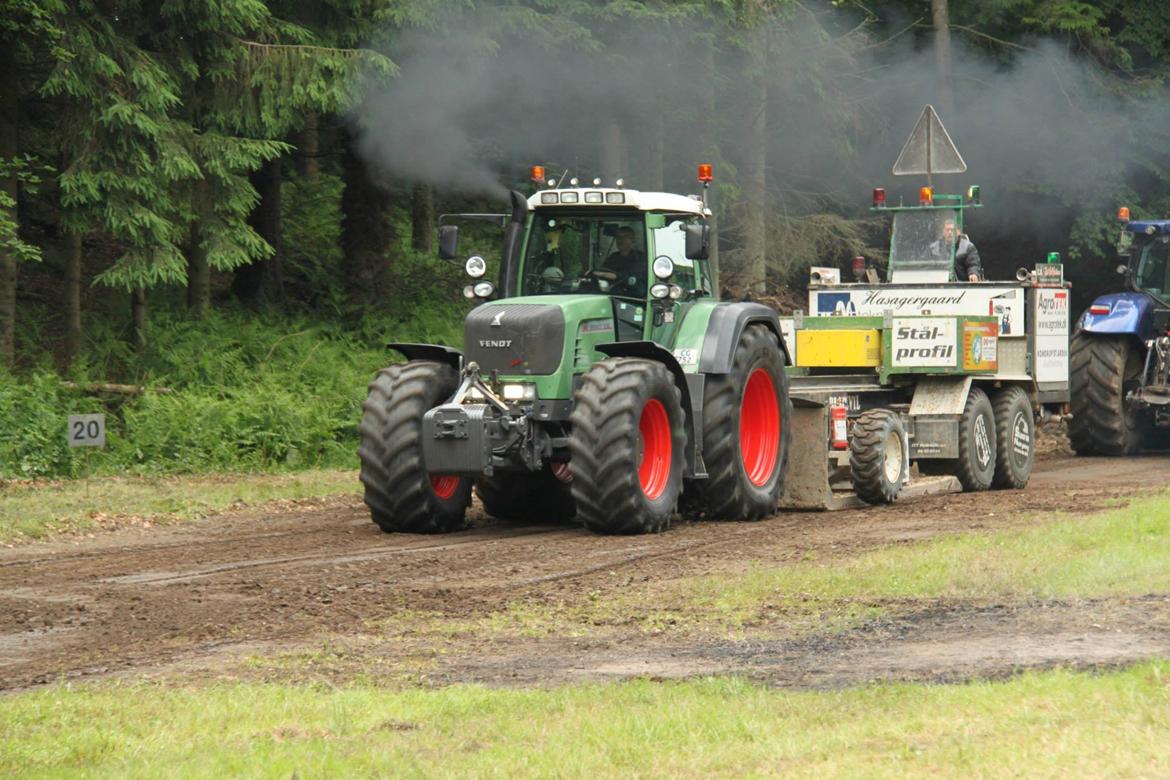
xmin=683 ymin=492 xmax=1170 ymax=623
xmin=386 ymin=491 xmax=1170 ymax=643
xmin=4 ymin=664 xmax=1170 ymax=778
xmin=0 ymin=305 xmax=466 ymax=480
xmin=0 ymin=469 xmax=358 ymax=542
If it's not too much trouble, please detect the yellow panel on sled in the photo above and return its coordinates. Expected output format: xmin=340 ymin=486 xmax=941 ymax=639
xmin=795 ymin=329 xmax=881 ymax=368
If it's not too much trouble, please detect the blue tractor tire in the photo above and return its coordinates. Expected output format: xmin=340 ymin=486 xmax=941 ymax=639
xmin=1068 ymin=332 xmax=1143 ymax=456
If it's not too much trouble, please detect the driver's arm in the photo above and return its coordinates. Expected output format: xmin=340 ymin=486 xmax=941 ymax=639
xmin=963 ymin=242 xmax=983 ymax=281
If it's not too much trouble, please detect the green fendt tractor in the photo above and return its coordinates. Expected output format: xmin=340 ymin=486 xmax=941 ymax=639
xmin=358 ymin=165 xmax=792 ymax=534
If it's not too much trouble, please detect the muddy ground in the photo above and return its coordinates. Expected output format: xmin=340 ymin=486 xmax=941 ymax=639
xmin=2 ymin=452 xmax=1169 ymax=692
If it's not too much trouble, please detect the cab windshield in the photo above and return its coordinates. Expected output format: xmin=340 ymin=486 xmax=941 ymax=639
xmin=890 ymin=209 xmax=959 ymax=271
xmin=1135 ymin=236 xmax=1170 ymax=302
xmin=520 ymin=213 xmax=647 ymax=298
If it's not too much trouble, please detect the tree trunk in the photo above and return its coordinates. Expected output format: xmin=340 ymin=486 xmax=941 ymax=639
xmin=295 ymin=110 xmax=319 ymax=181
xmin=186 ymin=234 xmax=209 ymax=318
xmin=234 ymin=157 xmax=284 ymax=304
xmin=0 ymin=46 xmax=18 ymax=368
xmin=186 ymin=179 xmax=210 ymax=318
xmin=932 ymin=0 xmax=955 ymax=122
xmin=599 ymin=119 xmax=625 ymax=185
xmin=341 ymin=130 xmax=393 ymax=306
xmin=63 ymin=230 xmax=82 ymax=366
xmin=645 ymin=110 xmax=664 ymax=192
xmin=130 ymin=287 xmax=146 ymax=355
xmin=411 ymin=181 xmax=433 ymax=254
xmin=743 ymin=43 xmax=768 ymax=296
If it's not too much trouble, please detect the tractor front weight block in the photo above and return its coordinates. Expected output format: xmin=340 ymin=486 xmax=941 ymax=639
xmin=422 ymin=403 xmax=548 ymax=477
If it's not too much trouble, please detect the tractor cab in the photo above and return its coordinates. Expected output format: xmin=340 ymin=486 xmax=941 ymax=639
xmin=863 ymin=178 xmax=981 ymax=285
xmin=515 ymin=182 xmax=712 ymax=342
xmin=885 ymin=196 xmax=966 ymax=284
xmin=1119 ymin=217 xmax=1170 ymax=306
xmin=438 ymin=166 xmax=715 ymax=353
xmin=518 ymin=209 xmax=705 ymax=300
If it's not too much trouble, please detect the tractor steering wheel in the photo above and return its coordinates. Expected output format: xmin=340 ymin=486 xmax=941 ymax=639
xmin=579 ymin=268 xmax=617 ymax=292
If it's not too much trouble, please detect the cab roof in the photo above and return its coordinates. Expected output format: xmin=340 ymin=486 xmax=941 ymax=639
xmin=526 ymin=188 xmax=709 ymax=217
xmin=1126 ymin=220 xmax=1170 ymax=236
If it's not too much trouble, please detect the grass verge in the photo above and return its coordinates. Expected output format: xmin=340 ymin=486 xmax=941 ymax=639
xmin=0 ymin=469 xmax=358 ymax=543
xmin=4 ymin=664 xmax=1170 ymax=778
xmin=381 ymin=491 xmax=1170 ymax=642
xmin=684 ymin=490 xmax=1170 ymax=623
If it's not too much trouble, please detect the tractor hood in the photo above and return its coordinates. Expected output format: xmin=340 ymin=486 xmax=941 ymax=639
xmin=1079 ymin=292 xmax=1156 ymax=339
xmin=463 ymin=296 xmax=617 ymax=390
xmin=464 ymin=302 xmax=566 ymax=375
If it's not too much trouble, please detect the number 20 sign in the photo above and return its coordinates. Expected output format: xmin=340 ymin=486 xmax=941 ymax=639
xmin=68 ymin=414 xmax=106 ymax=448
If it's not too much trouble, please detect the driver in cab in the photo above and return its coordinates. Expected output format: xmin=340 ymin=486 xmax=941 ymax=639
xmin=594 ymin=226 xmax=646 ymax=295
xmin=933 ymin=218 xmax=982 ymax=282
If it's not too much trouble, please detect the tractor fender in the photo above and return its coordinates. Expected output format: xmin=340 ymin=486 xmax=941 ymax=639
xmin=1078 ymin=293 xmax=1155 ymax=340
xmin=595 ymin=341 xmax=703 ymax=478
xmin=387 ymin=343 xmax=463 ymax=372
xmin=698 ymin=303 xmax=792 ymax=373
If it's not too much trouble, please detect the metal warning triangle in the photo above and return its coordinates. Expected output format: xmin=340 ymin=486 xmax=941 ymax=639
xmin=892 ymin=105 xmax=967 ymax=176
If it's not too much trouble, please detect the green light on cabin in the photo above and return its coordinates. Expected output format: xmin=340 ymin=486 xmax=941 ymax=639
xmin=1046 ymin=252 xmax=1060 ymax=264
xmin=967 ymin=184 xmax=981 ymax=204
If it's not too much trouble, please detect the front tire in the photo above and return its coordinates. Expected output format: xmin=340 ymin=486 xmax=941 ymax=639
xmin=1068 ymin=332 xmax=1142 ymax=456
xmin=358 ymin=361 xmax=472 ymax=533
xmin=699 ymin=324 xmax=792 ymax=520
xmin=849 ymin=409 xmax=907 ymax=504
xmin=569 ymin=359 xmax=685 ymax=534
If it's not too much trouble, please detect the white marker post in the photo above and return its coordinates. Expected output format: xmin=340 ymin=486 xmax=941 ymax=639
xmin=68 ymin=413 xmax=106 ymax=495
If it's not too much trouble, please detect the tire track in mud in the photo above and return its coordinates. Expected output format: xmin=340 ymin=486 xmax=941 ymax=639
xmin=0 ymin=520 xmax=371 ymax=571
xmin=100 ymin=526 xmax=584 ymax=586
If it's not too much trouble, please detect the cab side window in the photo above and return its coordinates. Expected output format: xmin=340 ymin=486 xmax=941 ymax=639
xmin=651 ymin=218 xmax=697 ymax=290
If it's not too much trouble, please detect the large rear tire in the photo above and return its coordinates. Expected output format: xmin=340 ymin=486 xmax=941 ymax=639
xmin=569 ymin=358 xmax=685 ymax=534
xmin=699 ymin=324 xmax=792 ymax=520
xmin=476 ymin=470 xmax=576 ymax=524
xmin=358 ymin=361 xmax=472 ymax=533
xmin=849 ymin=409 xmax=907 ymax=504
xmin=1068 ymin=332 xmax=1142 ymax=456
xmin=991 ymin=386 xmax=1035 ymax=489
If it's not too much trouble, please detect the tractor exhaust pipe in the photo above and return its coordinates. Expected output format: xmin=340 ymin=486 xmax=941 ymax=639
xmin=500 ymin=190 xmax=530 ymax=298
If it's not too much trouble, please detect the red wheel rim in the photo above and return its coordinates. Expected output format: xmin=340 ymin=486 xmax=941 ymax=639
xmin=429 ymin=474 xmax=460 ymax=500
xmin=638 ymin=398 xmax=672 ymax=500
xmin=740 ymin=368 xmax=780 ymax=487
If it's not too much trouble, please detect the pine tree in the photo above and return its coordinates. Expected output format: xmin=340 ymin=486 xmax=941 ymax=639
xmin=0 ymin=0 xmax=62 ymax=367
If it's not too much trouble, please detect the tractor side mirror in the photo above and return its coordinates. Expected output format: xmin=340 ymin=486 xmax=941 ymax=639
xmin=1117 ymin=229 xmax=1133 ymax=257
xmin=685 ymin=224 xmax=710 ymax=260
xmin=1117 ymin=263 xmax=1129 ymax=276
xmin=438 ymin=225 xmax=459 ymax=260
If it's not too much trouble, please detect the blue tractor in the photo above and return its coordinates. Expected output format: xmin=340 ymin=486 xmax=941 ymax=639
xmin=1068 ymin=210 xmax=1170 ymax=455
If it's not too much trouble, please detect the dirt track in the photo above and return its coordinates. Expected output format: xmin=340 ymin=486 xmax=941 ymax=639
xmin=2 ymin=454 xmax=1169 ymax=691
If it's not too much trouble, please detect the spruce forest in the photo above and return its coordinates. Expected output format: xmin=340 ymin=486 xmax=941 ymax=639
xmin=3 ymin=0 xmax=1169 ymax=478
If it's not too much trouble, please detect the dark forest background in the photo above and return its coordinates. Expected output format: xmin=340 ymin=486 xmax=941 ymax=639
xmin=3 ymin=0 xmax=1169 ymax=477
